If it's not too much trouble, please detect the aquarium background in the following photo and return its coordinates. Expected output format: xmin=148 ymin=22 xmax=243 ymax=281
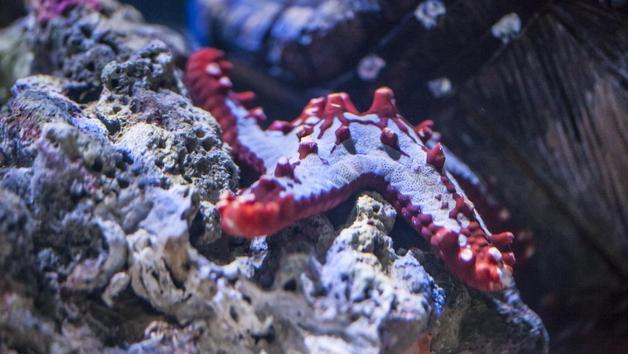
xmin=122 ymin=0 xmax=186 ymax=27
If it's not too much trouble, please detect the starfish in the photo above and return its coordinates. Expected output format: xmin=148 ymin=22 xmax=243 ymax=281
xmin=185 ymin=48 xmax=515 ymax=292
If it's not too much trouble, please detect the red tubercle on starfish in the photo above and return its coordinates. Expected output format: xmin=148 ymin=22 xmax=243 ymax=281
xmin=440 ymin=176 xmax=456 ymax=193
xmin=298 ymin=142 xmax=318 ymax=159
xmin=425 ymin=143 xmax=446 ymax=173
xmin=380 ymin=127 xmax=400 ymax=151
xmin=450 ymin=164 xmax=536 ymax=263
xmin=268 ymin=121 xmax=293 ymax=134
xmin=449 ymin=194 xmax=475 ymax=219
xmin=296 ymin=125 xmax=314 ymax=139
xmin=367 ymin=87 xmax=398 ymax=117
xmin=415 ymin=120 xmax=435 ymax=142
xmin=186 ymin=48 xmax=516 ymax=292
xmin=335 ymin=125 xmax=351 ymax=144
xmin=274 ymin=158 xmax=298 ymax=180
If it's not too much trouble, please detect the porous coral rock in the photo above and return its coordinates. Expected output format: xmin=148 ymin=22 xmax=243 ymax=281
xmin=0 ymin=4 xmax=242 ymax=347
xmin=96 ymin=41 xmax=238 ymax=201
xmin=29 ymin=0 xmax=187 ymax=101
xmin=0 ymin=290 xmax=73 ymax=353
xmin=266 ymin=192 xmax=440 ymax=354
xmin=0 ymin=188 xmax=34 ymax=275
xmin=0 ymin=73 xmax=243 ymax=352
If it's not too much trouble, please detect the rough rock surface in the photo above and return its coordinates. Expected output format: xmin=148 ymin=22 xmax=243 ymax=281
xmin=29 ymin=0 xmax=187 ymax=101
xmin=0 ymin=1 xmax=547 ymax=353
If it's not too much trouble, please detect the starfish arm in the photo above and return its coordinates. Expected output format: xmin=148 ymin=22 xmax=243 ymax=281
xmin=185 ymin=48 xmax=297 ymax=173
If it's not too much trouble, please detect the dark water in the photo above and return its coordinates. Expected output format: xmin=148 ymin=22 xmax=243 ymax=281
xmin=121 ymin=0 xmax=207 ymax=46
xmin=121 ymin=0 xmax=186 ymax=27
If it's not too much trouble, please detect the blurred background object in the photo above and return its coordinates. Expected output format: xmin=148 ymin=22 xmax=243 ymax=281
xmin=0 ymin=0 xmax=26 ymax=27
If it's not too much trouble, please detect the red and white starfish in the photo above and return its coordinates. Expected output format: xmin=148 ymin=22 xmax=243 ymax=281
xmin=185 ymin=48 xmax=515 ymax=292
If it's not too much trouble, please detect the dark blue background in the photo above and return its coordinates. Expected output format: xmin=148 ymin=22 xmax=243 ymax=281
xmin=122 ymin=0 xmax=186 ymax=27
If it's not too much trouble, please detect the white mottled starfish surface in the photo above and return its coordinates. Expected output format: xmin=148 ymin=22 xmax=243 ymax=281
xmin=185 ymin=48 xmax=515 ymax=292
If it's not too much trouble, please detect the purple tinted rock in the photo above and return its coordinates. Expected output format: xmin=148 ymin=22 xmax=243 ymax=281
xmin=32 ymin=0 xmax=100 ymax=22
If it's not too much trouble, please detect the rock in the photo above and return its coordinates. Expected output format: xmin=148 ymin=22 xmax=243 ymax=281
xmin=0 ymin=188 xmax=35 ymax=286
xmin=29 ymin=0 xmax=187 ymax=101
xmin=244 ymin=193 xmax=546 ymax=353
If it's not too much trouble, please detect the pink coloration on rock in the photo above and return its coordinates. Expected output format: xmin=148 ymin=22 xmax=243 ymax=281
xmin=33 ymin=0 xmax=100 ymax=22
xmin=185 ymin=48 xmax=516 ymax=292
